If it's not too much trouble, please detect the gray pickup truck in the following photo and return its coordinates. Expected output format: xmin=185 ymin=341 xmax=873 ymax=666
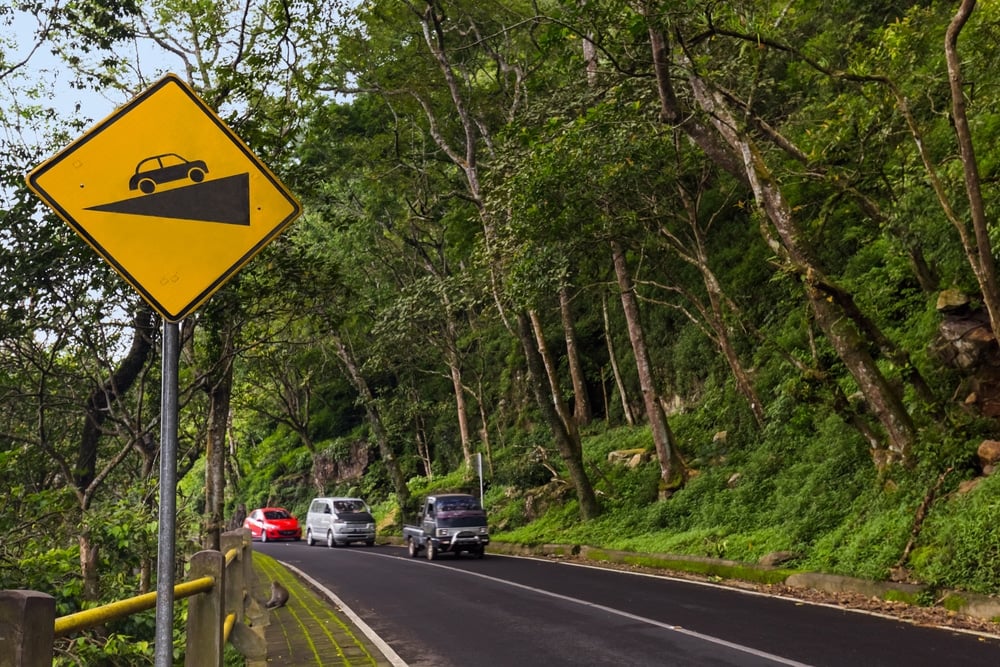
xmin=402 ymin=493 xmax=490 ymax=560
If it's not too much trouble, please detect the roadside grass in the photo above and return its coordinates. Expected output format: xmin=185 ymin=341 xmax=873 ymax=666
xmin=479 ymin=416 xmax=1000 ymax=597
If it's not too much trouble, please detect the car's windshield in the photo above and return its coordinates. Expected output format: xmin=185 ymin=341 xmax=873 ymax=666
xmin=334 ymin=501 xmax=365 ymax=512
xmin=264 ymin=510 xmax=290 ymax=520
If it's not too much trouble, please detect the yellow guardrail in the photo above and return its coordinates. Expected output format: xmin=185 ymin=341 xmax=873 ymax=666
xmin=1 ymin=528 xmax=256 ymax=667
xmin=53 ymin=576 xmax=214 ymax=638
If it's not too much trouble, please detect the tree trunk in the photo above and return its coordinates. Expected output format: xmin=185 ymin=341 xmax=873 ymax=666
xmin=79 ymin=530 xmax=100 ymax=602
xmin=529 ymin=309 xmax=576 ymax=432
xmin=75 ymin=305 xmax=156 ymax=491
xmin=516 ymin=312 xmax=600 ymax=520
xmin=661 ymin=185 xmax=765 ymax=426
xmin=276 ymin=367 xmax=316 ymax=453
xmin=474 ymin=377 xmax=496 ymax=477
xmin=603 ymin=291 xmax=635 ymax=425
xmin=807 ymin=280 xmax=915 ymax=462
xmin=582 ymin=23 xmax=599 ymax=87
xmin=73 ymin=305 xmax=156 ymax=597
xmin=708 ymin=290 xmax=765 ymax=427
xmin=446 ymin=334 xmax=473 ymax=469
xmin=945 ymin=0 xmax=1000 ymax=341
xmin=415 ymin=430 xmax=433 ymax=478
xmin=334 ymin=336 xmax=410 ymax=510
xmin=204 ymin=355 xmax=233 ymax=551
xmin=644 ymin=19 xmax=917 ymax=463
xmin=201 ymin=306 xmax=239 ymax=552
xmin=560 ymin=286 xmax=592 ymax=425
xmin=611 ymin=240 xmax=686 ymax=493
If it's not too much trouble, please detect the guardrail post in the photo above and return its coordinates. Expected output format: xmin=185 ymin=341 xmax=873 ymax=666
xmin=220 ymin=530 xmax=245 ymax=622
xmin=0 ymin=590 xmax=55 ymax=667
xmin=238 ymin=528 xmax=252 ymax=607
xmin=185 ymin=551 xmax=224 ymax=667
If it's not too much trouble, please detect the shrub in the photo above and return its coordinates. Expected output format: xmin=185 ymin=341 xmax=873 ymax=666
xmin=910 ymin=474 xmax=1000 ymax=594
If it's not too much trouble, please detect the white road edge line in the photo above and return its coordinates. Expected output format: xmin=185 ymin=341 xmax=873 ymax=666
xmin=278 ymin=560 xmax=409 ymax=667
xmin=365 ymin=549 xmax=812 ymax=666
xmin=516 ymin=554 xmax=1000 ymax=642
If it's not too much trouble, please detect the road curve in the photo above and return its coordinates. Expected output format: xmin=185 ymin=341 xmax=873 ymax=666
xmin=255 ymin=541 xmax=1000 ymax=667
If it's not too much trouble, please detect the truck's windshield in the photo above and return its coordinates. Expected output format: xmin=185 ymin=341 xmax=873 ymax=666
xmin=437 ymin=498 xmax=481 ymax=511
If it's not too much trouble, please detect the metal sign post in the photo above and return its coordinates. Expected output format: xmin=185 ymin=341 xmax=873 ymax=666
xmin=154 ymin=321 xmax=179 ymax=666
xmin=478 ymin=452 xmax=484 ymax=508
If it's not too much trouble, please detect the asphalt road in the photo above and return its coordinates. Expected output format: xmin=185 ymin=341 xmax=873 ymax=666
xmin=255 ymin=541 xmax=1000 ymax=666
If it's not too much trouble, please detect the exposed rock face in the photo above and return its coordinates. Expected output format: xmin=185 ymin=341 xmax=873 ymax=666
xmin=607 ymin=448 xmax=649 ymax=469
xmin=936 ymin=287 xmax=970 ymax=313
xmin=930 ymin=291 xmax=1000 ymax=417
xmin=311 ymin=440 xmax=371 ymax=491
xmin=758 ymin=551 xmax=798 ymax=567
xmin=932 ymin=313 xmax=998 ymax=370
xmin=978 ymin=439 xmax=1000 ymax=475
xmin=523 ymin=480 xmax=573 ymax=522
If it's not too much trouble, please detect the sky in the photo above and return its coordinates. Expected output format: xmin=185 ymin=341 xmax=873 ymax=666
xmin=7 ymin=6 xmax=178 ymax=139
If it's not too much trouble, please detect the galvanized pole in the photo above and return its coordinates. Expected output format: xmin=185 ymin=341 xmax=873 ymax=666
xmin=478 ymin=453 xmax=484 ymax=508
xmin=154 ymin=321 xmax=179 ymax=667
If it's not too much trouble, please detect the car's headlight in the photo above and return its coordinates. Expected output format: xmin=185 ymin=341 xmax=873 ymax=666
xmin=436 ymin=528 xmax=450 ymax=537
xmin=478 ymin=527 xmax=488 ymax=534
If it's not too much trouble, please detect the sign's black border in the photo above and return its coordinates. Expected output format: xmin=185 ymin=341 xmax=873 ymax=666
xmin=26 ymin=73 xmax=302 ymax=322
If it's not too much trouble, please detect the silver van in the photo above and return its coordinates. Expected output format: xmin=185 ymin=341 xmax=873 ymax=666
xmin=305 ymin=497 xmax=376 ymax=547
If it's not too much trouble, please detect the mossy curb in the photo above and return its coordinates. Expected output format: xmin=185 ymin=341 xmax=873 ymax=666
xmin=579 ymin=546 xmax=792 ymax=585
xmin=252 ymin=553 xmax=396 ymax=666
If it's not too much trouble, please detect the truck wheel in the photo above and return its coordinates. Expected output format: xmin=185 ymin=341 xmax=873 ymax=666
xmin=476 ymin=546 xmax=485 ymax=559
xmin=426 ymin=540 xmax=436 ymax=561
xmin=408 ymin=539 xmax=418 ymax=558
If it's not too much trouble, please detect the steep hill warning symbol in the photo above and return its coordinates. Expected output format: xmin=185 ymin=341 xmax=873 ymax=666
xmin=88 ymin=169 xmax=251 ymax=226
xmin=25 ymin=73 xmax=301 ymax=322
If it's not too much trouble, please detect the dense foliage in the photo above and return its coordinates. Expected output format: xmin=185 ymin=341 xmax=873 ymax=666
xmin=3 ymin=0 xmax=1000 ymax=663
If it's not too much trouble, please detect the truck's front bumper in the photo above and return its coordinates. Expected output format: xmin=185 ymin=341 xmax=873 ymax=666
xmin=435 ymin=532 xmax=490 ymax=552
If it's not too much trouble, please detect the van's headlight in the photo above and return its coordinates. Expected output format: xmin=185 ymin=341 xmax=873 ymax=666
xmin=478 ymin=527 xmax=488 ymax=534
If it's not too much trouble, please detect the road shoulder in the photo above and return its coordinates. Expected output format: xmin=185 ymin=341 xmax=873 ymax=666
xmin=251 ymin=552 xmax=404 ymax=666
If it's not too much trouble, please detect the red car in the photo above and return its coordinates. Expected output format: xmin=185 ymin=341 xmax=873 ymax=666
xmin=244 ymin=507 xmax=302 ymax=542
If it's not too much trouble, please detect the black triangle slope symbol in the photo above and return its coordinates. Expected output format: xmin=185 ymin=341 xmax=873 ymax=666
xmin=86 ymin=173 xmax=250 ymax=226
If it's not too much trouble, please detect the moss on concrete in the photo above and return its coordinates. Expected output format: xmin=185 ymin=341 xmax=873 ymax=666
xmin=252 ymin=553 xmax=393 ymax=666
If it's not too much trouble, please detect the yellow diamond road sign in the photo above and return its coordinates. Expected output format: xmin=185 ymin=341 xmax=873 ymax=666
xmin=26 ymin=73 xmax=302 ymax=322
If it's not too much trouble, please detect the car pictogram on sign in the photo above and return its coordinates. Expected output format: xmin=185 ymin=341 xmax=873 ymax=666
xmin=128 ymin=153 xmax=208 ymax=194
